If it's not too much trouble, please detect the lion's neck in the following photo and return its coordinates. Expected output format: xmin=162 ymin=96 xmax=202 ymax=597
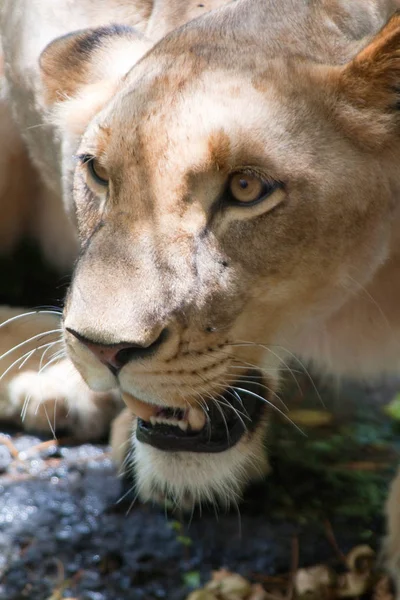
xmin=295 ymin=208 xmax=400 ymax=378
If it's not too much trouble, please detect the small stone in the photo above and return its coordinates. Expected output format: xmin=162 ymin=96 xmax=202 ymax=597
xmin=0 ymin=446 xmax=11 ymax=473
xmin=81 ymin=592 xmax=106 ymax=600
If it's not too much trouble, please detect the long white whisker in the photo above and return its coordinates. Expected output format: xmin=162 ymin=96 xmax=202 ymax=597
xmin=0 ymin=329 xmax=63 ymax=361
xmin=345 ymin=274 xmax=395 ymax=340
xmin=228 ymin=364 xmax=303 ymax=375
xmin=216 ymin=396 xmax=249 ymax=430
xmin=229 ymin=341 xmax=323 ymax=408
xmin=232 ymin=386 xmax=306 ymax=437
xmin=221 ymin=373 xmax=289 ymax=412
xmin=39 ymin=340 xmax=64 ymax=372
xmin=0 ymin=310 xmax=61 ymax=330
xmin=0 ymin=341 xmax=60 ymax=382
xmin=126 ymin=488 xmax=142 ymax=516
xmin=21 ymin=340 xmax=63 ymax=371
xmin=206 ymin=393 xmax=231 ymax=442
xmin=214 ymin=372 xmax=285 ymax=412
xmin=43 ymin=402 xmax=56 ymax=439
xmin=233 ymin=341 xmax=302 ymax=395
xmin=20 ymin=346 xmax=65 ymax=421
xmin=274 ymin=346 xmax=324 ymax=408
xmin=116 ymin=481 xmax=138 ymax=505
xmin=37 ymin=350 xmax=65 ymax=376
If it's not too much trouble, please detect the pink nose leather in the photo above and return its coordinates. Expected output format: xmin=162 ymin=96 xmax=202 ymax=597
xmin=66 ymin=326 xmax=168 ymax=372
xmin=82 ymin=341 xmax=135 ymax=370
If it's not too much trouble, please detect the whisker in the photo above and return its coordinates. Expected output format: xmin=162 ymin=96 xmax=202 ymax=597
xmin=228 ymin=364 xmax=303 ymax=375
xmin=116 ymin=481 xmax=138 ymax=505
xmin=229 ymin=340 xmax=323 ymax=408
xmin=43 ymin=402 xmax=57 ymax=439
xmin=0 ymin=341 xmax=60 ymax=382
xmin=0 ymin=310 xmax=62 ymax=330
xmin=233 ymin=341 xmax=302 ymax=395
xmin=216 ymin=350 xmax=292 ymax=385
xmin=232 ymin=386 xmax=306 ymax=437
xmin=215 ymin=372 xmax=286 ymax=412
xmin=25 ymin=122 xmax=47 ymax=131
xmin=37 ymin=350 xmax=65 ymax=376
xmin=345 ymin=274 xmax=395 ymax=340
xmin=274 ymin=346 xmax=324 ymax=408
xmin=222 ymin=373 xmax=289 ymax=412
xmin=0 ymin=329 xmax=63 ymax=361
xmin=125 ymin=488 xmax=141 ymax=516
xmin=215 ymin=396 xmax=250 ymax=431
xmin=211 ymin=397 xmax=231 ymax=443
xmin=39 ymin=340 xmax=64 ymax=372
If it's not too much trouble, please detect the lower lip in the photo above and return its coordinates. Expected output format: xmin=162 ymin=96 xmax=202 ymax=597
xmin=135 ymin=371 xmax=267 ymax=453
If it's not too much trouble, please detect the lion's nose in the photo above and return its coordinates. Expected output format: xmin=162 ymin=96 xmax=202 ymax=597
xmin=66 ymin=327 xmax=169 ymax=374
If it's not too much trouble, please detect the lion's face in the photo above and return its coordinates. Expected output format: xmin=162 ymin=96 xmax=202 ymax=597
xmin=41 ymin=6 xmax=400 ymax=506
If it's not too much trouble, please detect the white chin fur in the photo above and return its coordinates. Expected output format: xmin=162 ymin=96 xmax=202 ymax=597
xmin=132 ymin=422 xmax=269 ymax=508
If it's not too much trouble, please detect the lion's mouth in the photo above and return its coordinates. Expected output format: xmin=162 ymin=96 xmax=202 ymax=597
xmin=133 ymin=371 xmax=267 ymax=453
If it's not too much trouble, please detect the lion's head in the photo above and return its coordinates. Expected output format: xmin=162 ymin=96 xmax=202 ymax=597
xmin=40 ymin=1 xmax=400 ymax=506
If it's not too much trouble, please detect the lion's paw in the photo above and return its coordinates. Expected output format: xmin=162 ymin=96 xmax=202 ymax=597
xmin=7 ymin=359 xmax=121 ymax=440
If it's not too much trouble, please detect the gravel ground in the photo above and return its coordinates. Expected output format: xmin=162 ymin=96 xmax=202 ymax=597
xmin=0 ymin=377 xmax=399 ymax=600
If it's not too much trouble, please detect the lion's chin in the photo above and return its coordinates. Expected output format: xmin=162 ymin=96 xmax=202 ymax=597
xmin=131 ymin=415 xmax=270 ymax=509
xmin=120 ymin=371 xmax=271 ymax=507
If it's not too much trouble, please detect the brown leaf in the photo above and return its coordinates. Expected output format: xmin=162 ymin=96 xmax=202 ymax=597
xmin=373 ymin=576 xmax=395 ymax=600
xmin=286 ymin=410 xmax=334 ymax=428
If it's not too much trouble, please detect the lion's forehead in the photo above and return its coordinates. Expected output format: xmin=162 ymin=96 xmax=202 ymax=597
xmin=87 ymin=66 xmax=297 ymax=181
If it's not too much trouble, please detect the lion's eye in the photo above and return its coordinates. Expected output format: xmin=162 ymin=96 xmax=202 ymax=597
xmin=84 ymin=156 xmax=109 ymax=186
xmin=227 ymin=172 xmax=281 ymax=206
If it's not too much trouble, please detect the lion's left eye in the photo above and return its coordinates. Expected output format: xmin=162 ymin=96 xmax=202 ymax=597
xmin=81 ymin=155 xmax=109 ymax=187
xmin=227 ymin=172 xmax=281 ymax=206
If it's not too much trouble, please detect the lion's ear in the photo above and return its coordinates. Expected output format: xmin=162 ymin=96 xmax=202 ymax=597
xmin=335 ymin=12 xmax=400 ymax=147
xmin=39 ymin=25 xmax=151 ymax=136
xmin=40 ymin=25 xmax=150 ymax=104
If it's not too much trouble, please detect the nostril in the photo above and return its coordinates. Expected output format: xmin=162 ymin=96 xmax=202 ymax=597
xmin=113 ymin=328 xmax=169 ymax=367
xmin=66 ymin=327 xmax=169 ymax=373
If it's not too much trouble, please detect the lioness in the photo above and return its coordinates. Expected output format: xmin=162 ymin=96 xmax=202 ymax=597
xmin=1 ymin=0 xmax=400 ymax=588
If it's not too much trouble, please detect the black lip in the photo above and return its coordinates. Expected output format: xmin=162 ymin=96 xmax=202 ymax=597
xmin=136 ymin=370 xmax=267 ymax=453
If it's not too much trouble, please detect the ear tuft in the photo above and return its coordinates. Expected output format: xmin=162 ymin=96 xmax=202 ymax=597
xmin=40 ymin=25 xmax=151 ymax=105
xmin=340 ymin=12 xmax=400 ymax=114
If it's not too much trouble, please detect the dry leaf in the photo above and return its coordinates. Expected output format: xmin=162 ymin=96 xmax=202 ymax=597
xmin=286 ymin=410 xmax=334 ymax=427
xmin=206 ymin=570 xmax=252 ymax=598
xmin=247 ymin=583 xmax=268 ymax=600
xmin=295 ymin=565 xmax=336 ymax=596
xmin=186 ymin=590 xmax=219 ymax=600
xmin=373 ymin=576 xmax=395 ymax=600
xmin=345 ymin=545 xmax=375 ymax=573
xmin=337 ymin=571 xmax=371 ymax=597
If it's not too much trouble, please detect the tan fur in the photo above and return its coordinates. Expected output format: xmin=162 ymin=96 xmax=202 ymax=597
xmin=2 ymin=0 xmax=400 ymax=589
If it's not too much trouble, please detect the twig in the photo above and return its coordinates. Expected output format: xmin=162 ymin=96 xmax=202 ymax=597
xmin=324 ymin=519 xmax=347 ymax=566
xmin=0 ymin=434 xmax=20 ymax=459
xmin=285 ymin=536 xmax=299 ymax=600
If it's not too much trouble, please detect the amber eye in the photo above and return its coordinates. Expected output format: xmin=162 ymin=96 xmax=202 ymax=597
xmin=227 ymin=172 xmax=281 ymax=206
xmin=82 ymin=155 xmax=109 ymax=186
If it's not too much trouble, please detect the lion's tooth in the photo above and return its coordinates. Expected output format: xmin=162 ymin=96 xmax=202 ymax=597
xmin=178 ymin=420 xmax=188 ymax=432
xmin=122 ymin=393 xmax=159 ymax=421
xmin=150 ymin=416 xmax=157 ymax=426
xmin=187 ymin=407 xmax=206 ymax=431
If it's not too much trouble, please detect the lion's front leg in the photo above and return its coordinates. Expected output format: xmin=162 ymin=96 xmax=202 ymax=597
xmin=0 ymin=306 xmax=121 ymax=439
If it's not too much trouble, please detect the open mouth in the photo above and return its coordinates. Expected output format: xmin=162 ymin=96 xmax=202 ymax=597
xmin=131 ymin=371 xmax=267 ymax=453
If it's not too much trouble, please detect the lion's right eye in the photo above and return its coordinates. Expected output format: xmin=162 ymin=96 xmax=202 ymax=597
xmin=81 ymin=155 xmax=109 ymax=187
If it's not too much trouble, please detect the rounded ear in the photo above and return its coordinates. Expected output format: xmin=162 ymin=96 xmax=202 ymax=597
xmin=334 ymin=12 xmax=400 ymax=148
xmin=40 ymin=24 xmax=152 ymax=105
